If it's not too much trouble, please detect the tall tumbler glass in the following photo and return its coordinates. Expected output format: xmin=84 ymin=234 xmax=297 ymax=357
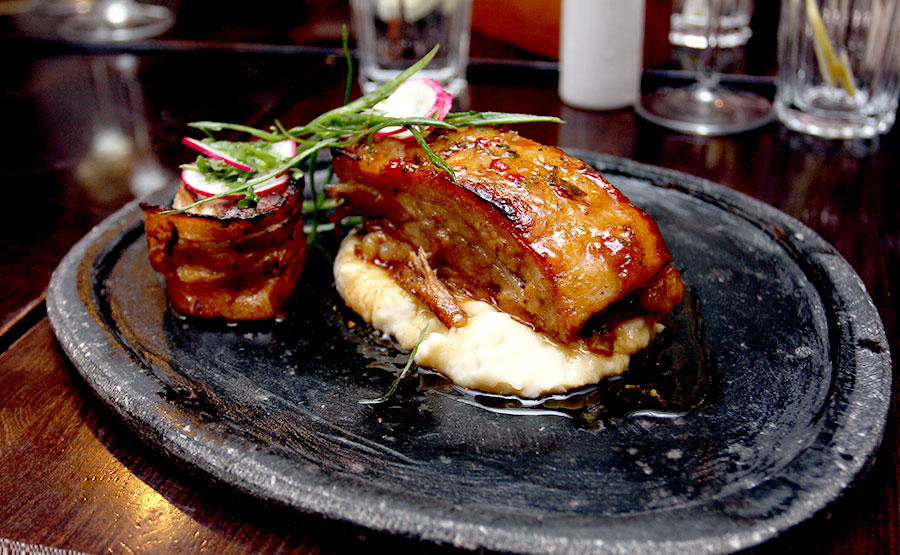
xmin=350 ymin=0 xmax=472 ymax=96
xmin=775 ymin=0 xmax=900 ymax=139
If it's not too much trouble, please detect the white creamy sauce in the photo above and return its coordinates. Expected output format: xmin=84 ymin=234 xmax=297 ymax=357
xmin=334 ymin=233 xmax=662 ymax=398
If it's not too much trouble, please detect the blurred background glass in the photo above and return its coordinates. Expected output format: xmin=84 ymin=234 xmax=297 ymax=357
xmin=637 ymin=0 xmax=772 ymax=135
xmin=58 ymin=0 xmax=174 ymax=42
xmin=76 ymin=54 xmax=173 ymax=199
xmin=4 ymin=1 xmax=784 ymax=77
xmin=670 ymin=0 xmax=753 ymax=49
xmin=775 ymin=0 xmax=900 ymax=139
xmin=349 ymin=0 xmax=472 ymax=95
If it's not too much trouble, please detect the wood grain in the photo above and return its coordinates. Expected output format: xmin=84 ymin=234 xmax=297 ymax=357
xmin=0 ymin=319 xmax=462 ymax=554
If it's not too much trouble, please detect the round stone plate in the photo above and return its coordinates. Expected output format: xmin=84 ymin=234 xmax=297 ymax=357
xmin=47 ymin=152 xmax=891 ymax=554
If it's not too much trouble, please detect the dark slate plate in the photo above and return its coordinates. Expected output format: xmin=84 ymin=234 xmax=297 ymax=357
xmin=47 ymin=152 xmax=891 ymax=554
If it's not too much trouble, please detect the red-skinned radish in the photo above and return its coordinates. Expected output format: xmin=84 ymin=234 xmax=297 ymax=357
xmin=182 ymin=138 xmax=297 ymax=172
xmin=372 ymin=79 xmax=453 ymax=140
xmin=432 ymin=89 xmax=453 ymax=120
xmin=182 ymin=166 xmax=290 ymax=200
xmin=182 ymin=137 xmax=253 ymax=171
xmin=270 ymin=139 xmax=297 ymax=158
xmin=181 ymin=139 xmax=297 ymax=200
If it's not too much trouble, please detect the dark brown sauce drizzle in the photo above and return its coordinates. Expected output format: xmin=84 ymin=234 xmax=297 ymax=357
xmin=346 ymin=286 xmax=717 ymax=430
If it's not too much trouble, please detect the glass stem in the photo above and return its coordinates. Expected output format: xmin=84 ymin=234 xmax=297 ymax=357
xmin=697 ymin=0 xmax=725 ymax=91
xmin=115 ymin=55 xmax=154 ymax=163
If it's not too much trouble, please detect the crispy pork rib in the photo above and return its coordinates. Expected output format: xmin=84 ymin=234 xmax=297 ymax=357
xmin=329 ymin=126 xmax=683 ymax=346
xmin=141 ymin=182 xmax=307 ymax=320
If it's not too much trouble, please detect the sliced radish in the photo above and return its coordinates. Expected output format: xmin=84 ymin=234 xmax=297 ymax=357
xmin=182 ymin=138 xmax=296 ymax=170
xmin=270 ymin=139 xmax=297 ymax=158
xmin=182 ymin=165 xmax=289 ymax=200
xmin=182 ymin=137 xmax=253 ymax=172
xmin=432 ymin=89 xmax=453 ymax=120
xmin=373 ymin=79 xmax=453 ymax=140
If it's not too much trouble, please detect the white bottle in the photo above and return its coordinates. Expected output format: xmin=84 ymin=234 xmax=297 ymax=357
xmin=559 ymin=0 xmax=646 ymax=110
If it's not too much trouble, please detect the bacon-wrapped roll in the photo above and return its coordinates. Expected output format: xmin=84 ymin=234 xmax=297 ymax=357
xmin=141 ymin=182 xmax=307 ymax=321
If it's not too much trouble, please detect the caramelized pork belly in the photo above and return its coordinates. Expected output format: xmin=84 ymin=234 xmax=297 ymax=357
xmin=141 ymin=182 xmax=307 ymax=320
xmin=329 ymin=127 xmax=683 ymax=345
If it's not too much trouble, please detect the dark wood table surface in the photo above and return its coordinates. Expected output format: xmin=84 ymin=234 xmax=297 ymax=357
xmin=1 ymin=5 xmax=897 ymax=554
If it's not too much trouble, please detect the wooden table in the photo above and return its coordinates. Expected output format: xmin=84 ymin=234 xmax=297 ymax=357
xmin=1 ymin=14 xmax=897 ymax=555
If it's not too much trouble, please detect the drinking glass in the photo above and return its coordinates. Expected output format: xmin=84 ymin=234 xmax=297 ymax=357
xmin=58 ymin=0 xmax=174 ymax=42
xmin=669 ymin=0 xmax=753 ymax=49
xmin=636 ymin=0 xmax=773 ymax=135
xmin=350 ymin=0 xmax=472 ymax=96
xmin=775 ymin=0 xmax=900 ymax=139
xmin=77 ymin=55 xmax=172 ymax=199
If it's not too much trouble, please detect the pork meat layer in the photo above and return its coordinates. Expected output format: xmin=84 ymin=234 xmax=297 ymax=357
xmin=329 ymin=127 xmax=683 ymax=345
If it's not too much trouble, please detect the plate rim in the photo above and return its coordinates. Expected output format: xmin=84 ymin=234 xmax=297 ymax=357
xmin=47 ymin=151 xmax=892 ymax=554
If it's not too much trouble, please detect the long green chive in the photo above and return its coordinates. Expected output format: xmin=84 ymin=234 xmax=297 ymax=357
xmin=409 ymin=125 xmax=457 ymax=184
xmin=342 ymin=25 xmax=353 ymax=106
xmin=165 ymin=33 xmax=563 ymax=216
xmin=359 ymin=325 xmax=429 ymax=405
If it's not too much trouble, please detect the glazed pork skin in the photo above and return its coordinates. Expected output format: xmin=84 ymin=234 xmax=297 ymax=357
xmin=141 ymin=182 xmax=307 ymax=320
xmin=329 ymin=126 xmax=683 ymax=344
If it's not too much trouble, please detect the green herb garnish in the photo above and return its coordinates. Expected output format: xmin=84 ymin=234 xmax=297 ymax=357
xmin=164 ymin=33 xmax=562 ymax=217
xmin=359 ymin=325 xmax=429 ymax=405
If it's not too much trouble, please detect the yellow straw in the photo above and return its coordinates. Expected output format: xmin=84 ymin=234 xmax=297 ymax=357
xmin=805 ymin=0 xmax=858 ymax=97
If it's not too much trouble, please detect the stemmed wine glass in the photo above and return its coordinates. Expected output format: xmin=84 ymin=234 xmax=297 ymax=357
xmin=636 ymin=0 xmax=773 ymax=135
xmin=77 ymin=54 xmax=173 ymax=199
xmin=55 ymin=1 xmax=174 ymax=197
xmin=58 ymin=0 xmax=174 ymax=42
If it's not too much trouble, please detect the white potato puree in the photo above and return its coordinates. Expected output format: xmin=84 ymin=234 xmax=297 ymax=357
xmin=334 ymin=233 xmax=662 ymax=398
